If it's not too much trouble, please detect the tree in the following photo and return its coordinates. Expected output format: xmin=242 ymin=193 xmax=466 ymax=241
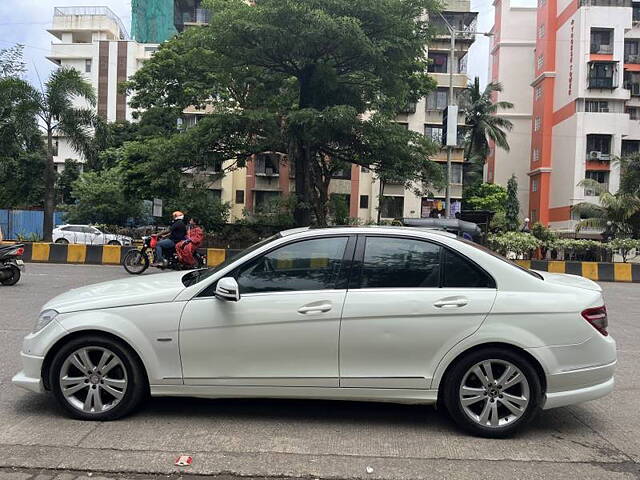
xmin=125 ymin=0 xmax=443 ymax=226
xmin=0 ymin=74 xmax=45 ymax=208
xmin=56 ymin=159 xmax=81 ymax=205
xmin=7 ymin=68 xmax=96 ymax=241
xmin=64 ymin=168 xmax=143 ymax=226
xmin=459 ymin=77 xmax=514 ymax=186
xmin=618 ymin=153 xmax=640 ymax=196
xmin=573 ymin=179 xmax=640 ymax=237
xmin=505 ymin=175 xmax=520 ymax=231
xmin=463 ymin=182 xmax=507 ymax=212
xmin=0 ymin=44 xmax=26 ymax=78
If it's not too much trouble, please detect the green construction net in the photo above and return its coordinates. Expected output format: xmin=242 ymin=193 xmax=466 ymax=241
xmin=131 ymin=0 xmax=177 ymax=44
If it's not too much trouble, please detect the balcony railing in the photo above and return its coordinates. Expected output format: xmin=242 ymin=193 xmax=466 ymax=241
xmin=581 ymin=0 xmax=631 ymax=6
xmin=626 ymin=82 xmax=640 ymax=95
xmin=176 ymin=8 xmax=211 ymax=27
xmin=591 ymin=44 xmax=614 ymax=54
xmin=625 ymin=53 xmax=640 ymax=63
xmin=588 ymin=77 xmax=616 ymax=89
xmin=53 ymin=6 xmax=129 ymax=39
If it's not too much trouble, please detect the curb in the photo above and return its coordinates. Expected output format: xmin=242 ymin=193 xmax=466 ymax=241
xmin=515 ymin=259 xmax=640 ymax=283
xmin=2 ymin=242 xmax=236 ymax=268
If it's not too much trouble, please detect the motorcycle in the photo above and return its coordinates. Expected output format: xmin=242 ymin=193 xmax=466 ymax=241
xmin=122 ymin=234 xmax=206 ymax=275
xmin=0 ymin=243 xmax=25 ymax=286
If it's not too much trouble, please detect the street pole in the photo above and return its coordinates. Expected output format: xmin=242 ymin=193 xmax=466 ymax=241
xmin=445 ymin=26 xmax=456 ymax=219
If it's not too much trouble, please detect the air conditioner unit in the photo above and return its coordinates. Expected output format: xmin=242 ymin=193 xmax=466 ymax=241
xmin=589 ymin=151 xmax=602 ymax=160
xmin=600 ymin=44 xmax=613 ymax=54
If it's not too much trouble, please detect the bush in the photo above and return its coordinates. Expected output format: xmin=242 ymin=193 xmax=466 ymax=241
xmin=608 ymin=238 xmax=640 ymax=262
xmin=487 ymin=232 xmax=542 ymax=258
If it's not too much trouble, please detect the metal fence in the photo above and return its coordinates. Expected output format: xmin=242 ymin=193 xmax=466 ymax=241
xmin=0 ymin=210 xmax=65 ymax=240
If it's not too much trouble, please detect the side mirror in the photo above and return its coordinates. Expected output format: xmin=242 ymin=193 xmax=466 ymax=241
xmin=215 ymin=277 xmax=240 ymax=302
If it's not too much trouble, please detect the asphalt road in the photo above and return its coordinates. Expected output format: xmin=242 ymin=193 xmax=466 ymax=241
xmin=1 ymin=264 xmax=640 ymax=480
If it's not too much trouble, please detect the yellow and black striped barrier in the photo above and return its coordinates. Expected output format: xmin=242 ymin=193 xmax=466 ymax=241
xmin=515 ymin=260 xmax=640 ymax=283
xmin=2 ymin=242 xmax=639 ymax=282
xmin=1 ymin=242 xmax=235 ymax=268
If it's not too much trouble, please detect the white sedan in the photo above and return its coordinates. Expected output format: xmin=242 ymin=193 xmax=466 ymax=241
xmin=13 ymin=227 xmax=616 ymax=437
xmin=53 ymin=225 xmax=133 ymax=246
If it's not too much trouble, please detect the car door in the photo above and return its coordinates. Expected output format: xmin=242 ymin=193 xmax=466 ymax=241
xmin=339 ymin=235 xmax=497 ymax=389
xmin=65 ymin=226 xmax=82 ymax=244
xmin=179 ymin=235 xmax=355 ymax=387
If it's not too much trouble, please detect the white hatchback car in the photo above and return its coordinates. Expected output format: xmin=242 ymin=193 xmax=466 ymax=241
xmin=53 ymin=225 xmax=133 ymax=246
xmin=13 ymin=227 xmax=616 ymax=437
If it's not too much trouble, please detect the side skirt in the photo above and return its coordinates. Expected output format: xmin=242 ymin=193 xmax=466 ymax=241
xmin=150 ymin=385 xmax=438 ymax=405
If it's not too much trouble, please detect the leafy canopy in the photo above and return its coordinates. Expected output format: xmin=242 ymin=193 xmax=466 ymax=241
xmin=125 ymin=0 xmax=444 ymax=226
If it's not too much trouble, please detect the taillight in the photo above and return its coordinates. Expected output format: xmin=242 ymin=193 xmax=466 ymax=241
xmin=582 ymin=306 xmax=608 ymax=336
xmin=15 ymin=247 xmax=24 ymax=256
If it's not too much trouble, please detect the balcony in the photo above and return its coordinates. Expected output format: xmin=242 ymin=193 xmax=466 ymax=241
xmin=591 ymin=44 xmax=613 ymax=54
xmin=587 ymin=151 xmax=612 ymax=161
xmin=627 ymin=82 xmax=640 ymax=95
xmin=625 ymin=54 xmax=640 ymax=63
xmin=588 ymin=61 xmax=618 ymax=89
xmin=430 ymin=12 xmax=479 ymax=42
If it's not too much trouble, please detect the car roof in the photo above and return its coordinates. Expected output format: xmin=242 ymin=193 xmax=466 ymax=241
xmin=280 ymin=225 xmax=459 ymax=240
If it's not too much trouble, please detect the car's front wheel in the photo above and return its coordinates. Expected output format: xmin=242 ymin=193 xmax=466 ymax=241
xmin=443 ymin=347 xmax=542 ymax=438
xmin=49 ymin=335 xmax=148 ymax=421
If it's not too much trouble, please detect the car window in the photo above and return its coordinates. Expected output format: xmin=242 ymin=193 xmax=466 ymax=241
xmin=82 ymin=227 xmax=96 ymax=234
xmin=442 ymin=248 xmax=495 ymax=288
xmin=69 ymin=226 xmax=84 ymax=233
xmin=235 ymin=237 xmax=349 ymax=294
xmin=360 ymin=236 xmax=441 ymax=288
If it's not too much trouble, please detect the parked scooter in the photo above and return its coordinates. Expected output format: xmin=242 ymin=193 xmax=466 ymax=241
xmin=0 ymin=243 xmax=25 ymax=286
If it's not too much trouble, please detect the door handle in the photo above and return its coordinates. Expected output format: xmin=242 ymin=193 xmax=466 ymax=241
xmin=298 ymin=303 xmax=332 ymax=314
xmin=433 ymin=297 xmax=468 ymax=308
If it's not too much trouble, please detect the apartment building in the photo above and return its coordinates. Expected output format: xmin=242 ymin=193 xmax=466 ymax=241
xmin=491 ymin=0 xmax=640 ymax=233
xmin=487 ymin=0 xmax=537 ymax=217
xmin=47 ymin=7 xmax=158 ymax=169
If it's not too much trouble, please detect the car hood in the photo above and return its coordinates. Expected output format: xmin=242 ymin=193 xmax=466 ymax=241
xmin=533 ymin=270 xmax=602 ymax=292
xmin=43 ymin=271 xmax=187 ymax=313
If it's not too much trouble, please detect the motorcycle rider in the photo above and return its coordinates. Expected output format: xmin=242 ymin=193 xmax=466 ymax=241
xmin=176 ymin=217 xmax=204 ymax=267
xmin=152 ymin=211 xmax=187 ymax=267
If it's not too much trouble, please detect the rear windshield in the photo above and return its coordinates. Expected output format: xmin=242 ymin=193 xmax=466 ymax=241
xmin=456 ymin=238 xmax=544 ymax=280
xmin=181 ymin=234 xmax=281 ymax=287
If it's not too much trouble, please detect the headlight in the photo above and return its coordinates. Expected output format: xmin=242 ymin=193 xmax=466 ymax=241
xmin=34 ymin=309 xmax=58 ymax=333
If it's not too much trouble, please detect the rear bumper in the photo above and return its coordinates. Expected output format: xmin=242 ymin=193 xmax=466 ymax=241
xmin=12 ymin=352 xmax=44 ymax=394
xmin=543 ymin=360 xmax=616 ymax=409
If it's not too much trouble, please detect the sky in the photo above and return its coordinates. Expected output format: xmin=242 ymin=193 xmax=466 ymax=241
xmin=0 ymin=0 xmax=494 ymax=89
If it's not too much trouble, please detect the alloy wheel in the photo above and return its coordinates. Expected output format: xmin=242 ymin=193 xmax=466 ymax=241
xmin=58 ymin=346 xmax=128 ymax=414
xmin=458 ymin=359 xmax=530 ymax=428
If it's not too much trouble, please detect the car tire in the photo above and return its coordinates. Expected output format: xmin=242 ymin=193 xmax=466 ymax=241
xmin=49 ymin=335 xmax=148 ymax=421
xmin=107 ymin=240 xmax=121 ymax=246
xmin=442 ymin=347 xmax=543 ymax=438
xmin=55 ymin=238 xmax=69 ymax=244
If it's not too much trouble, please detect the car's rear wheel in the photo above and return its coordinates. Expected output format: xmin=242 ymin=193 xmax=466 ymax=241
xmin=55 ymin=238 xmax=69 ymax=244
xmin=49 ymin=335 xmax=147 ymax=421
xmin=107 ymin=240 xmax=121 ymax=246
xmin=443 ymin=348 xmax=542 ymax=438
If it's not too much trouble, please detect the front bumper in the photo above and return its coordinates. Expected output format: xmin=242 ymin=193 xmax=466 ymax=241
xmin=12 ymin=352 xmax=45 ymax=393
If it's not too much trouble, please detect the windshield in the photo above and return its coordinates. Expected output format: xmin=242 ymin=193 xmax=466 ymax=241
xmin=455 ymin=237 xmax=544 ymax=280
xmin=181 ymin=234 xmax=282 ymax=287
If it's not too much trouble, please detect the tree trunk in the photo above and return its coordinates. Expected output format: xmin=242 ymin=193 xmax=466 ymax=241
xmin=290 ymin=138 xmax=313 ymax=226
xmin=42 ymin=129 xmax=56 ymax=243
xmin=290 ymin=65 xmax=317 ymax=227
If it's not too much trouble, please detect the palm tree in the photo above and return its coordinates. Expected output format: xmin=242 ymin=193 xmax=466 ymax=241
xmin=18 ymin=68 xmax=96 ymax=241
xmin=459 ymin=77 xmax=514 ymax=178
xmin=573 ymin=179 xmax=640 ymax=237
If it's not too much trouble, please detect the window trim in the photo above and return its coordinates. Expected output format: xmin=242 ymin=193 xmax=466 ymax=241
xmin=349 ymin=234 xmax=496 ymax=290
